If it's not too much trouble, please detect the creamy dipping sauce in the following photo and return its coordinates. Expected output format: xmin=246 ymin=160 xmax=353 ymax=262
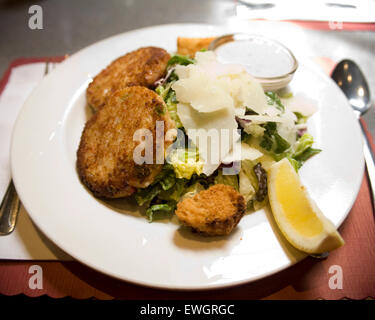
xmin=215 ymin=38 xmax=295 ymax=78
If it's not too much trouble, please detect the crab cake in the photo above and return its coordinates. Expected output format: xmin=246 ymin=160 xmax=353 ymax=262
xmin=176 ymin=184 xmax=246 ymax=236
xmin=86 ymin=47 xmax=170 ymax=112
xmin=77 ymin=86 xmax=175 ymax=198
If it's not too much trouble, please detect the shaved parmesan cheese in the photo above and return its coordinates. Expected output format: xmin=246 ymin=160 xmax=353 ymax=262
xmin=234 ymin=106 xmax=246 ymax=117
xmin=174 ymin=65 xmax=190 ymax=80
xmin=172 ymin=51 xmax=269 ymax=115
xmin=264 ymin=104 xmax=281 ymax=117
xmin=241 ymin=143 xmax=264 ymax=160
xmin=238 ymin=115 xmax=287 ymax=124
xmin=174 ymin=51 xmax=271 ymax=176
xmin=281 ymin=93 xmax=318 ymax=116
xmin=276 ymin=109 xmax=298 ymax=145
xmin=177 ymin=102 xmax=239 ymax=176
xmin=235 ymin=75 xmax=268 ymax=114
xmin=172 ymin=70 xmax=234 ymax=112
xmin=177 ymin=102 xmax=237 ymax=132
xmin=222 ymin=142 xmax=263 ymax=164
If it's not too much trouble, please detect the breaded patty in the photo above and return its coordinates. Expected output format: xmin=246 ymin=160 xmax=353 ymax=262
xmin=175 ymin=184 xmax=246 ymax=236
xmin=86 ymin=47 xmax=170 ymax=112
xmin=77 ymin=86 xmax=175 ymax=198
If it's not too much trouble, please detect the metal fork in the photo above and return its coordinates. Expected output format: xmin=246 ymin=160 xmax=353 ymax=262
xmin=0 ymin=61 xmax=56 ymax=235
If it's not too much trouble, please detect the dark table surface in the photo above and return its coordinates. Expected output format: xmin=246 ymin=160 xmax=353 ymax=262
xmin=1 ymin=0 xmax=375 ymax=132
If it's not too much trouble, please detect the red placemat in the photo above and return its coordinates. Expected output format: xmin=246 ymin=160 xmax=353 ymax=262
xmin=280 ymin=20 xmax=375 ymax=31
xmin=0 ymin=57 xmax=65 ymax=96
xmin=0 ymin=57 xmax=374 ymax=300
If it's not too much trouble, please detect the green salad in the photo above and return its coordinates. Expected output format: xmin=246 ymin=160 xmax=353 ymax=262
xmin=135 ymin=52 xmax=321 ymax=221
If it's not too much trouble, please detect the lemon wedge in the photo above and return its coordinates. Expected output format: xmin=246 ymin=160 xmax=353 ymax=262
xmin=268 ymin=158 xmax=344 ymax=254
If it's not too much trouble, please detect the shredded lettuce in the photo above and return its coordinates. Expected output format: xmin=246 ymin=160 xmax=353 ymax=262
xmin=135 ymin=164 xmax=189 ymax=221
xmin=146 ymin=202 xmax=176 ymax=222
xmin=274 ymin=133 xmax=291 ymax=154
xmin=180 ymin=182 xmax=204 ymax=200
xmin=190 ymin=173 xmax=216 ymax=189
xmin=294 ymin=147 xmax=321 ymax=162
xmin=241 ymin=131 xmax=252 ymax=145
xmin=294 ymin=112 xmax=308 ymax=124
xmin=239 ymin=167 xmax=256 ymax=203
xmin=259 ymin=122 xmax=276 ymax=151
xmin=167 ymin=148 xmax=203 ymax=179
xmin=292 ymin=133 xmax=314 ymax=158
xmin=135 ymin=184 xmax=161 ymax=206
xmin=238 ymin=160 xmax=268 ymax=206
xmin=155 ymin=55 xmax=189 ymax=128
xmin=155 ymin=82 xmax=172 ymax=100
xmin=135 ymin=165 xmax=175 ymax=206
xmin=214 ymin=170 xmax=239 ymax=191
xmin=243 ymin=123 xmax=265 ymax=138
xmin=156 ymin=82 xmax=183 ymax=128
xmin=248 ymin=92 xmax=319 ymax=169
xmin=240 ymin=161 xmax=257 ymax=185
xmin=135 ymin=160 xmax=207 ymax=221
xmin=259 ymin=121 xmax=291 ymax=155
xmin=278 ymin=91 xmax=293 ymax=99
xmin=290 ymin=133 xmax=321 ymax=167
xmin=159 ymin=171 xmax=176 ymax=191
xmin=273 ymin=133 xmax=321 ymax=171
xmin=265 ymin=92 xmax=285 ymax=112
xmin=287 ymin=156 xmax=302 ymax=172
xmin=167 ymin=54 xmax=195 ymax=67
xmin=260 ymin=134 xmax=273 ymax=151
xmin=158 ymin=178 xmax=188 ymax=202
xmin=148 ymin=81 xmax=320 ymax=221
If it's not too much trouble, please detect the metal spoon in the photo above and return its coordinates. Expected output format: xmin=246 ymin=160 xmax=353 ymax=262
xmin=331 ymin=59 xmax=375 ymax=211
xmin=0 ymin=181 xmax=20 ymax=235
xmin=310 ymin=60 xmax=372 ymax=259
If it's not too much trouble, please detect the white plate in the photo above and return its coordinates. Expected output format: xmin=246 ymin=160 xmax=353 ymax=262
xmin=11 ymin=24 xmax=364 ymax=290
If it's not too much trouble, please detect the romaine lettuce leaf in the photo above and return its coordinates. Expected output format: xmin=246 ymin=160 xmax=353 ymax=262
xmin=239 ymin=167 xmax=256 ymax=203
xmin=156 ymin=82 xmax=183 ymax=128
xmin=135 ymin=184 xmax=162 ymax=206
xmin=274 ymin=133 xmax=291 ymax=154
xmin=259 ymin=122 xmax=276 ymax=151
xmin=287 ymin=156 xmax=302 ymax=172
xmin=180 ymin=182 xmax=204 ymax=200
xmin=293 ymin=133 xmax=314 ymax=158
xmin=159 ymin=171 xmax=176 ymax=191
xmin=146 ymin=202 xmax=176 ymax=222
xmin=294 ymin=112 xmax=308 ymax=124
xmin=135 ymin=165 xmax=176 ymax=205
xmin=238 ymin=160 xmax=268 ymax=205
xmin=158 ymin=178 xmax=188 ymax=202
xmin=214 ymin=170 xmax=239 ymax=191
xmin=168 ymin=148 xmax=203 ymax=179
xmin=265 ymin=92 xmax=285 ymax=112
xmin=280 ymin=133 xmax=321 ymax=171
xmin=167 ymin=54 xmax=195 ymax=67
xmin=294 ymin=147 xmax=321 ymax=162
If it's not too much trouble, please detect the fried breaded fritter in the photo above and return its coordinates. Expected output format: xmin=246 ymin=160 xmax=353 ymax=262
xmin=177 ymin=37 xmax=217 ymax=58
xmin=175 ymin=184 xmax=246 ymax=236
xmin=77 ymin=86 xmax=175 ymax=198
xmin=86 ymin=47 xmax=170 ymax=112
